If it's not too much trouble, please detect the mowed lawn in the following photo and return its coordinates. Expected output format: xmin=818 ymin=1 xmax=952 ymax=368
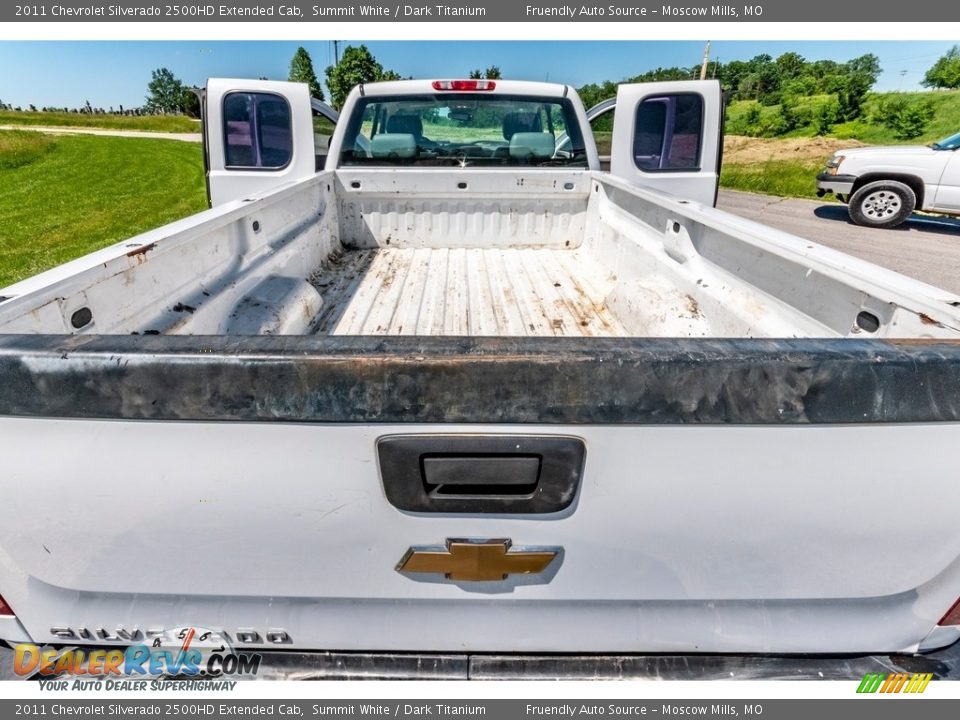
xmin=0 ymin=130 xmax=207 ymax=287
xmin=0 ymin=109 xmax=199 ymax=133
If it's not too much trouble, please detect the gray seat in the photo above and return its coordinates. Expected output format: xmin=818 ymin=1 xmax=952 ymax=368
xmin=387 ymin=114 xmax=424 ymax=137
xmin=370 ymin=134 xmax=418 ymax=159
xmin=502 ymin=112 xmax=543 ymax=140
xmin=386 ymin=115 xmax=437 ymax=149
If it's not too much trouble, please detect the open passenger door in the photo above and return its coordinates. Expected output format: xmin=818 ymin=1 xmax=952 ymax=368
xmin=609 ymin=80 xmax=723 ymax=207
xmin=203 ymin=79 xmax=337 ymax=207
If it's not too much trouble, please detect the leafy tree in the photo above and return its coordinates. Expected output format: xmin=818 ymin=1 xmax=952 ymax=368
xmin=576 ymin=50 xmax=886 ymax=137
xmin=834 ymin=73 xmax=871 ymax=122
xmin=324 ymin=45 xmax=400 ymax=110
xmin=732 ymin=55 xmax=782 ymax=104
xmin=759 ymin=113 xmax=789 ymax=137
xmin=717 ymin=52 xmax=880 ymax=107
xmin=732 ymin=102 xmax=763 ymax=136
xmin=846 ymin=54 xmax=882 ymax=85
xmin=180 ymin=87 xmax=201 ymax=118
xmin=576 ymin=80 xmax=618 ymax=112
xmin=468 ymin=67 xmax=502 ymax=80
xmin=923 ymin=45 xmax=960 ymax=89
xmin=145 ymin=67 xmax=186 ymax=114
xmin=742 ymin=104 xmax=762 ymax=129
xmin=289 ymin=46 xmax=325 ymax=101
xmin=877 ymin=96 xmax=936 ymax=139
xmin=828 ymin=55 xmax=881 ymax=122
xmin=719 ymin=59 xmax=750 ymax=97
xmin=781 ymin=76 xmax=816 ymax=99
xmin=778 ymin=98 xmax=802 ymax=133
xmin=894 ymin=101 xmax=935 ymax=139
xmin=627 ymin=66 xmax=695 ymax=83
xmin=775 ymin=52 xmax=806 ymax=82
xmin=813 ymin=98 xmax=839 ymax=135
xmin=810 ymin=59 xmax=841 ymax=80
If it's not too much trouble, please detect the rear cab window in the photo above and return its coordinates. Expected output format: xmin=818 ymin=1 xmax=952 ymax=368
xmin=338 ymin=93 xmax=588 ymax=168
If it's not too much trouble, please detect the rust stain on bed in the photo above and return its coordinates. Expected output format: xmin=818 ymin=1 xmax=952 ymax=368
xmin=125 ymin=243 xmax=157 ymax=264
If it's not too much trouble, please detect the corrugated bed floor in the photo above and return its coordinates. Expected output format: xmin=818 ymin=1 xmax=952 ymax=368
xmin=308 ymin=247 xmax=626 ymax=336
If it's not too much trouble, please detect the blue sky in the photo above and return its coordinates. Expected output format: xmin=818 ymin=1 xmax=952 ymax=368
xmin=0 ymin=41 xmax=954 ymax=109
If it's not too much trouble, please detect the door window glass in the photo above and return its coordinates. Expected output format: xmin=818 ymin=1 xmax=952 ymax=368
xmin=633 ymin=94 xmax=703 ymax=172
xmin=223 ymin=92 xmax=292 ymax=169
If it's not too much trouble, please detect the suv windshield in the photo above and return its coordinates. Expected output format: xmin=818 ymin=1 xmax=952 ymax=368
xmin=932 ymin=131 xmax=960 ymax=151
xmin=338 ymin=94 xmax=588 ymax=168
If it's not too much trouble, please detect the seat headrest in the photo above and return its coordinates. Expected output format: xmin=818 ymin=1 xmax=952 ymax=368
xmin=508 ymin=132 xmax=555 ymax=160
xmin=502 ymin=112 xmax=542 ymax=140
xmin=370 ymin=134 xmax=418 ymax=159
xmin=387 ymin=114 xmax=423 ymax=137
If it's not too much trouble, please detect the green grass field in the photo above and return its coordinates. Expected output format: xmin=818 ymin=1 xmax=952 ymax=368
xmin=720 ymin=159 xmax=828 ymax=200
xmin=0 ymin=130 xmax=207 ymax=287
xmin=0 ymin=129 xmax=58 ymax=169
xmin=0 ymin=110 xmax=199 ymax=133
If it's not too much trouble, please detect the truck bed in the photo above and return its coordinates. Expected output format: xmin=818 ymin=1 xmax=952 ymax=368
xmin=1 ymin=171 xmax=959 ymax=341
xmin=2 ymin=172 xmax=960 ymax=656
xmin=309 ymin=247 xmax=626 ymax=337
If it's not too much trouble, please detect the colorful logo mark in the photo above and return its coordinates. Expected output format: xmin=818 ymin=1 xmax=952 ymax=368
xmin=13 ymin=626 xmax=260 ymax=678
xmin=857 ymin=672 xmax=933 ymax=694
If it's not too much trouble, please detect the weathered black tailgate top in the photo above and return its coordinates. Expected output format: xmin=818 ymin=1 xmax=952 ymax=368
xmin=0 ymin=335 xmax=958 ymax=424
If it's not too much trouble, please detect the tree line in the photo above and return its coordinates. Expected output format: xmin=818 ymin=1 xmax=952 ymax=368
xmin=0 ymin=44 xmax=402 ymax=118
xmin=578 ymin=46 xmax=960 ymax=140
xmin=4 ymin=44 xmax=959 ymax=132
xmin=578 ymin=52 xmax=882 ymax=122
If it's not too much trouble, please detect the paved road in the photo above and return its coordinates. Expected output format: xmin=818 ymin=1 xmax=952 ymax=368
xmin=0 ymin=125 xmax=201 ymax=142
xmin=718 ymin=189 xmax=960 ymax=295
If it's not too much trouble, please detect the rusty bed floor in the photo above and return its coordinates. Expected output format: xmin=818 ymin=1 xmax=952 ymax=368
xmin=308 ymin=247 xmax=626 ymax=336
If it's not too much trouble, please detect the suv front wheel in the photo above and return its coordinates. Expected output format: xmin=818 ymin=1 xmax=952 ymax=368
xmin=847 ymin=180 xmax=916 ymax=229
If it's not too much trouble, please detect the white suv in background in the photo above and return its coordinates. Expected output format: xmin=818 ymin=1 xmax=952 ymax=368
xmin=817 ymin=131 xmax=960 ymax=228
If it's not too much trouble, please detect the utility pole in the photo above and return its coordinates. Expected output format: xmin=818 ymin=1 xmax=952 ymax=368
xmin=699 ymin=41 xmax=711 ymax=81
xmin=333 ymin=40 xmax=340 ymax=65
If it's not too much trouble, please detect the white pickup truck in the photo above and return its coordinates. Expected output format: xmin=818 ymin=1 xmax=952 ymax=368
xmin=1 ymin=78 xmax=960 ymax=663
xmin=817 ymin=131 xmax=960 ymax=228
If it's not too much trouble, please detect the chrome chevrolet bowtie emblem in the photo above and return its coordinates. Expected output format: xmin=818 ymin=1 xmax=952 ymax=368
xmin=396 ymin=539 xmax=559 ymax=582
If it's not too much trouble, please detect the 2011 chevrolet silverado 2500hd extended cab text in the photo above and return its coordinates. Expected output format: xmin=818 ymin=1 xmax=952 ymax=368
xmin=1 ymin=78 xmax=960 ymax=659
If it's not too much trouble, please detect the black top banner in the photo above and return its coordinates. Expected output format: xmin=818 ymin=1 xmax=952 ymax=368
xmin=5 ymin=0 xmax=954 ymax=22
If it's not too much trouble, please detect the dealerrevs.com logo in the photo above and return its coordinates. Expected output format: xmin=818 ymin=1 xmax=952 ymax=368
xmin=13 ymin=626 xmax=261 ymax=679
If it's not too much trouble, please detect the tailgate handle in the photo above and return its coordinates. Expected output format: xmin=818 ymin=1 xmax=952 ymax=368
xmin=422 ymin=455 xmax=541 ymax=497
xmin=378 ymin=435 xmax=586 ymax=514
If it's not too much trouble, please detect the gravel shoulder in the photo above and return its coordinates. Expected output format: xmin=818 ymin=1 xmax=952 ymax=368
xmin=0 ymin=125 xmax=201 ymax=142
